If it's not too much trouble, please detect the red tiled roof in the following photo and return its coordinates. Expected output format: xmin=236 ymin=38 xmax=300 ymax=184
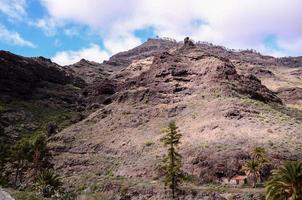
xmin=232 ymin=175 xmax=247 ymax=180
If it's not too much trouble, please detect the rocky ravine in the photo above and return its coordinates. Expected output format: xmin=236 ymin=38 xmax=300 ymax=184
xmin=47 ymin=39 xmax=302 ymax=198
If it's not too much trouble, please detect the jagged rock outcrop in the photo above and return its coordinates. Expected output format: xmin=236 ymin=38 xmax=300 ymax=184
xmin=105 ymin=38 xmax=177 ymax=67
xmin=63 ymin=59 xmax=113 ymax=84
xmin=115 ymin=47 xmax=281 ymax=105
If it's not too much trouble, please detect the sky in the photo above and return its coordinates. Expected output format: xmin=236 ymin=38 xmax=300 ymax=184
xmin=0 ymin=0 xmax=301 ymax=65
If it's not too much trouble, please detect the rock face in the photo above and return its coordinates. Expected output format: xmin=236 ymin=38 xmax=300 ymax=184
xmin=62 ymin=59 xmax=113 ymax=84
xmin=105 ymin=38 xmax=177 ymax=67
xmin=116 ymin=48 xmax=281 ymax=105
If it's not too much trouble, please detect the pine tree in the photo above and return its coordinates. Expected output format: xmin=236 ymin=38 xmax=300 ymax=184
xmin=160 ymin=122 xmax=183 ymax=199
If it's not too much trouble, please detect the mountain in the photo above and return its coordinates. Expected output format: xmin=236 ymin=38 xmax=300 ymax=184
xmin=51 ymin=39 xmax=301 ymax=198
xmin=1 ymin=38 xmax=302 ymax=199
xmin=0 ymin=51 xmax=86 ymax=143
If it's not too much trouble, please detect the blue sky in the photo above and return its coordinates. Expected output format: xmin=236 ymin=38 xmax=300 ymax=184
xmin=0 ymin=0 xmax=301 ymax=65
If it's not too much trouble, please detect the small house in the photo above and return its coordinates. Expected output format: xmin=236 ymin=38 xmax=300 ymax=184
xmin=230 ymin=175 xmax=247 ymax=185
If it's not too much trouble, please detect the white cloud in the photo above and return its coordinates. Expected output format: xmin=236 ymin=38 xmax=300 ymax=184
xmin=276 ymin=37 xmax=302 ymax=57
xmin=52 ymin=44 xmax=110 ymax=65
xmin=0 ymin=24 xmax=36 ymax=48
xmin=54 ymin=39 xmax=61 ymax=47
xmin=29 ymin=17 xmax=59 ymax=36
xmin=0 ymin=0 xmax=26 ymax=20
xmin=64 ymin=28 xmax=79 ymax=37
xmin=41 ymin=0 xmax=137 ymax=29
xmin=41 ymin=0 xmax=302 ymax=56
xmin=103 ymin=26 xmax=141 ymax=54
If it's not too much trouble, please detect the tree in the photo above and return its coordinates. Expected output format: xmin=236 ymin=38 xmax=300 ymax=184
xmin=35 ymin=169 xmax=62 ymax=198
xmin=10 ymin=138 xmax=33 ymax=185
xmin=251 ymin=147 xmax=271 ymax=181
xmin=251 ymin=147 xmax=270 ymax=166
xmin=160 ymin=122 xmax=183 ymax=199
xmin=251 ymin=147 xmax=266 ymax=161
xmin=32 ymin=134 xmax=48 ymax=178
xmin=242 ymin=159 xmax=260 ymax=188
xmin=10 ymin=133 xmax=51 ymax=185
xmin=265 ymin=161 xmax=302 ymax=200
xmin=0 ymin=142 xmax=10 ymax=184
xmin=242 ymin=146 xmax=271 ymax=186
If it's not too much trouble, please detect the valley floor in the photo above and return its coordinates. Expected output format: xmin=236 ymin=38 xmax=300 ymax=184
xmin=3 ymin=181 xmax=266 ymax=200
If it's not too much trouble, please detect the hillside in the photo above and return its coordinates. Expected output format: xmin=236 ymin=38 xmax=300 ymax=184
xmin=0 ymin=50 xmax=87 ymax=144
xmin=0 ymin=38 xmax=302 ymax=199
xmin=50 ymin=39 xmax=302 ymax=198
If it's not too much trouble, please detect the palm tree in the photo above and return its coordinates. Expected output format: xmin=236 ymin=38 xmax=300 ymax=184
xmin=265 ymin=161 xmax=302 ymax=200
xmin=251 ymin=147 xmax=266 ymax=160
xmin=251 ymin=147 xmax=270 ymax=181
xmin=242 ymin=159 xmax=260 ymax=188
xmin=251 ymin=147 xmax=270 ymax=166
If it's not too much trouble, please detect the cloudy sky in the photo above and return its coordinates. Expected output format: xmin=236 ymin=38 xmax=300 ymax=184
xmin=0 ymin=0 xmax=301 ymax=65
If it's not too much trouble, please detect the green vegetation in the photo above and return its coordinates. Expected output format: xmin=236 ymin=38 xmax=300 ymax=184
xmin=9 ymin=133 xmax=49 ymax=186
xmin=145 ymin=141 xmax=155 ymax=147
xmin=11 ymin=137 xmax=35 ymax=185
xmin=0 ymin=99 xmax=78 ymax=137
xmin=251 ymin=147 xmax=270 ymax=171
xmin=35 ymin=169 xmax=63 ymax=198
xmin=242 ymin=147 xmax=270 ymax=188
xmin=242 ymin=159 xmax=261 ymax=188
xmin=0 ymin=125 xmax=64 ymax=198
xmin=191 ymin=112 xmax=198 ymax=119
xmin=0 ymin=142 xmax=10 ymax=185
xmin=32 ymin=134 xmax=48 ymax=178
xmin=265 ymin=161 xmax=302 ymax=200
xmin=240 ymin=97 xmax=302 ymax=124
xmin=0 ymin=98 xmax=81 ymax=189
xmin=12 ymin=191 xmax=44 ymax=200
xmin=0 ymin=104 xmax=4 ymax=112
xmin=287 ymin=104 xmax=302 ymax=112
xmin=160 ymin=122 xmax=183 ymax=199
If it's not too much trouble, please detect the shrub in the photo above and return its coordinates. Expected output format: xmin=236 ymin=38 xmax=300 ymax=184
xmin=35 ymin=170 xmax=62 ymax=198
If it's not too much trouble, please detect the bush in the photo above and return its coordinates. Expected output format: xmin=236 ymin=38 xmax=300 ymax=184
xmin=35 ymin=169 xmax=62 ymax=198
